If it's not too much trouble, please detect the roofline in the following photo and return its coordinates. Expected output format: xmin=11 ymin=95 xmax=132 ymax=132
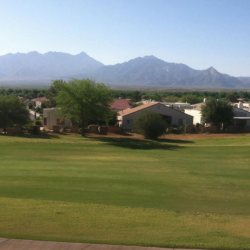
xmin=119 ymin=102 xmax=193 ymax=118
xmin=118 ymin=102 xmax=159 ymax=117
xmin=233 ymin=106 xmax=250 ymax=113
xmin=233 ymin=117 xmax=250 ymax=119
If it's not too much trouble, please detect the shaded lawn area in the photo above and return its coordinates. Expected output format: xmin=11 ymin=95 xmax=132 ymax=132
xmin=1 ymin=134 xmax=250 ymax=249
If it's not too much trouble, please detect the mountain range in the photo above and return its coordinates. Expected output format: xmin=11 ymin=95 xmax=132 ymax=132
xmin=0 ymin=51 xmax=249 ymax=89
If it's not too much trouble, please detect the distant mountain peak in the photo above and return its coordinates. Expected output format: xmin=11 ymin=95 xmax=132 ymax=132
xmin=77 ymin=52 xmax=88 ymax=56
xmin=28 ymin=51 xmax=40 ymax=54
xmin=0 ymin=51 xmax=104 ymax=82
xmin=207 ymin=66 xmax=218 ymax=75
xmin=143 ymin=55 xmax=157 ymax=59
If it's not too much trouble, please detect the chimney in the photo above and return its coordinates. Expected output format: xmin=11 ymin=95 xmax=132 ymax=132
xmin=203 ymin=98 xmax=207 ymax=103
xmin=238 ymin=101 xmax=243 ymax=109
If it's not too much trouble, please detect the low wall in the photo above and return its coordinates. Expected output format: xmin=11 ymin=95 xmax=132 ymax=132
xmin=88 ymin=125 xmax=99 ymax=133
xmin=53 ymin=126 xmax=60 ymax=133
xmin=71 ymin=125 xmax=79 ymax=133
xmin=166 ymin=127 xmax=174 ymax=134
xmin=7 ymin=126 xmax=23 ymax=134
xmin=226 ymin=126 xmax=250 ymax=133
xmin=132 ymin=127 xmax=137 ymax=133
xmin=98 ymin=126 xmax=109 ymax=134
xmin=202 ymin=126 xmax=217 ymax=133
xmin=108 ymin=126 xmax=121 ymax=133
xmin=185 ymin=126 xmax=193 ymax=133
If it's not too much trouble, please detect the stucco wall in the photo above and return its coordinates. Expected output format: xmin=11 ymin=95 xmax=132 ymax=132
xmin=120 ymin=103 xmax=193 ymax=130
xmin=184 ymin=107 xmax=250 ymax=126
xmin=184 ymin=109 xmax=201 ymax=124
xmin=43 ymin=108 xmax=72 ymax=130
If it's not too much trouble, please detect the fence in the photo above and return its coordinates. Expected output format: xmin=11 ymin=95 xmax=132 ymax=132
xmin=7 ymin=126 xmax=23 ymax=134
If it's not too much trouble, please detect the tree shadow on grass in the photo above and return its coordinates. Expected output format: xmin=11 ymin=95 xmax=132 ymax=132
xmin=157 ymin=138 xmax=194 ymax=144
xmin=90 ymin=137 xmax=185 ymax=150
xmin=0 ymin=133 xmax=60 ymax=139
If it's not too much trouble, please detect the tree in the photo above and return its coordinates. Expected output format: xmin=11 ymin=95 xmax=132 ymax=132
xmin=0 ymin=95 xmax=30 ymax=133
xmin=54 ymin=78 xmax=114 ymax=135
xmin=134 ymin=110 xmax=167 ymax=140
xmin=201 ymin=99 xmax=234 ymax=128
xmin=45 ymin=80 xmax=66 ymax=108
xmin=163 ymin=95 xmax=180 ymax=102
xmin=37 ymin=93 xmax=44 ymax=98
xmin=225 ymin=92 xmax=238 ymax=102
xmin=105 ymin=111 xmax=118 ymax=126
xmin=180 ymin=94 xmax=200 ymax=104
xmin=131 ymin=91 xmax=142 ymax=102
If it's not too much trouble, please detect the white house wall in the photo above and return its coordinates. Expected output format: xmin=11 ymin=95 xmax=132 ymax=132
xmin=184 ymin=107 xmax=250 ymax=126
xmin=43 ymin=108 xmax=72 ymax=130
xmin=184 ymin=109 xmax=201 ymax=124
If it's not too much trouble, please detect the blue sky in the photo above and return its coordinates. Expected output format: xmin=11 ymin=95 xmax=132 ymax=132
xmin=0 ymin=0 xmax=250 ymax=76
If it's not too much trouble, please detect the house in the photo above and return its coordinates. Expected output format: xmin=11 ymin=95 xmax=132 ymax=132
xmin=29 ymin=110 xmax=40 ymax=121
xmin=135 ymin=100 xmax=192 ymax=112
xmin=18 ymin=96 xmax=35 ymax=108
xmin=110 ymin=98 xmax=132 ymax=111
xmin=161 ymin=102 xmax=192 ymax=112
xmin=18 ymin=96 xmax=27 ymax=102
xmin=31 ymin=97 xmax=47 ymax=108
xmin=184 ymin=101 xmax=250 ymax=127
xmin=184 ymin=103 xmax=204 ymax=124
xmin=118 ymin=102 xmax=193 ymax=130
xmin=43 ymin=108 xmax=72 ymax=130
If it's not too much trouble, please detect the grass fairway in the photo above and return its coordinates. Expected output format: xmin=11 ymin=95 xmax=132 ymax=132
xmin=1 ymin=134 xmax=250 ymax=249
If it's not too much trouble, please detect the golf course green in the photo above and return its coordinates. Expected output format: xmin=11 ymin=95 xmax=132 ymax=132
xmin=0 ymin=133 xmax=250 ymax=249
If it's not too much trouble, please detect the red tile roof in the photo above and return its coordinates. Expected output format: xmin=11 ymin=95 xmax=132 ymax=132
xmin=31 ymin=97 xmax=47 ymax=102
xmin=18 ymin=96 xmax=27 ymax=101
xmin=110 ymin=99 xmax=132 ymax=111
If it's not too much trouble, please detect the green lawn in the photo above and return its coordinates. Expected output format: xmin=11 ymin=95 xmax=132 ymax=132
xmin=1 ymin=134 xmax=250 ymax=249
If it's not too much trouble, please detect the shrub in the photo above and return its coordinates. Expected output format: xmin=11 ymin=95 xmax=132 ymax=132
xmin=179 ymin=126 xmax=184 ymax=133
xmin=23 ymin=122 xmax=33 ymax=131
xmin=134 ymin=110 xmax=167 ymax=140
xmin=32 ymin=126 xmax=40 ymax=135
xmin=173 ymin=128 xmax=179 ymax=134
xmin=35 ymin=120 xmax=42 ymax=126
xmin=195 ymin=123 xmax=202 ymax=133
xmin=105 ymin=111 xmax=118 ymax=126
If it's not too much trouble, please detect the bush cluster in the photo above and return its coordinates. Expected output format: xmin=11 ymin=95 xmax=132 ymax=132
xmin=134 ymin=111 xmax=167 ymax=140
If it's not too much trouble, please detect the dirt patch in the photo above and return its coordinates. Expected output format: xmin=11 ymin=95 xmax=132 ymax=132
xmin=85 ymin=132 xmax=250 ymax=141
xmin=42 ymin=131 xmax=250 ymax=141
xmin=163 ymin=133 xmax=250 ymax=140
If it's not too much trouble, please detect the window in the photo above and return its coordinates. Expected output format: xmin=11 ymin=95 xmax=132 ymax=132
xmin=178 ymin=118 xmax=187 ymax=126
xmin=57 ymin=119 xmax=65 ymax=125
xmin=127 ymin=120 xmax=130 ymax=124
xmin=44 ymin=117 xmax=47 ymax=126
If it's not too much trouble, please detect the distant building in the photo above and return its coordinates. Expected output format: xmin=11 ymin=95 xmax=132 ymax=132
xmin=18 ymin=96 xmax=35 ymax=108
xmin=118 ymin=102 xmax=193 ymax=130
xmin=184 ymin=101 xmax=250 ymax=127
xmin=110 ymin=98 xmax=132 ymax=112
xmin=43 ymin=108 xmax=71 ymax=130
xmin=184 ymin=103 xmax=204 ymax=124
xmin=161 ymin=102 xmax=192 ymax=111
xmin=31 ymin=97 xmax=47 ymax=108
